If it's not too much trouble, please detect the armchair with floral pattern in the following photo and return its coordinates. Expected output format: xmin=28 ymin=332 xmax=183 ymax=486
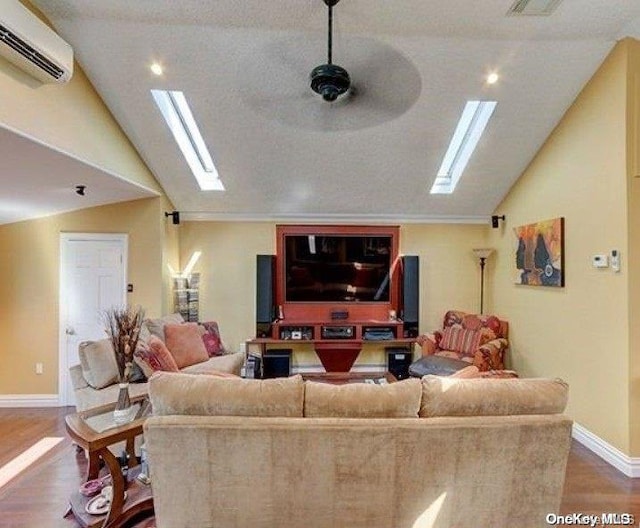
xmin=414 ymin=310 xmax=509 ymax=372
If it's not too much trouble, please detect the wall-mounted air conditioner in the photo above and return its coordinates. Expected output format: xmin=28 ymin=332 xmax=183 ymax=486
xmin=0 ymin=0 xmax=73 ymax=84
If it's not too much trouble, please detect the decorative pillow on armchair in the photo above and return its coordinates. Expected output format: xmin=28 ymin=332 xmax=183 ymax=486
xmin=198 ymin=321 xmax=227 ymax=357
xmin=134 ymin=336 xmax=180 ymax=378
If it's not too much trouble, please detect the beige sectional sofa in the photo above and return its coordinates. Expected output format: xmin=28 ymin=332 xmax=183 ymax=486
xmin=145 ymin=372 xmax=572 ymax=528
xmin=69 ymin=314 xmax=244 ymax=411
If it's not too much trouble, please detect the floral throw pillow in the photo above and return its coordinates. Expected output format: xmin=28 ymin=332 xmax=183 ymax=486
xmin=198 ymin=321 xmax=226 ymax=357
xmin=133 ymin=336 xmax=180 ymax=378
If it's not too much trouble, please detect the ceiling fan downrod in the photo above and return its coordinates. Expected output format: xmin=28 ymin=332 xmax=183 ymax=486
xmin=310 ymin=0 xmax=351 ymax=102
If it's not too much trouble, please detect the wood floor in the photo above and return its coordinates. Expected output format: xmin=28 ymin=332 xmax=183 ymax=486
xmin=0 ymin=407 xmax=639 ymax=527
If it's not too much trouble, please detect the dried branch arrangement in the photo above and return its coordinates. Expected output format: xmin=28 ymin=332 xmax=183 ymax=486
xmin=104 ymin=306 xmax=145 ymax=383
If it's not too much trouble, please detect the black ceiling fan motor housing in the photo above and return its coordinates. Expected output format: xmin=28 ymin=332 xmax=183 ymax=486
xmin=310 ymin=63 xmax=351 ymax=102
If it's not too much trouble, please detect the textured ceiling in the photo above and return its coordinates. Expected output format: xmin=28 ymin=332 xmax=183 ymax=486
xmin=28 ymin=0 xmax=640 ymax=223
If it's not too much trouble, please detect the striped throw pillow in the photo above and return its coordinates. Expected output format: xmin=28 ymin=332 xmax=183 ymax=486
xmin=439 ymin=326 xmax=483 ymax=356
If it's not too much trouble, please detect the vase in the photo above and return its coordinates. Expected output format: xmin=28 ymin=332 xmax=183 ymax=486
xmin=113 ymin=382 xmax=132 ymax=425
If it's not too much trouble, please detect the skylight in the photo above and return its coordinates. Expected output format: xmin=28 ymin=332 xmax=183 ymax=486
xmin=430 ymin=100 xmax=497 ymax=195
xmin=151 ymin=89 xmax=224 ymax=191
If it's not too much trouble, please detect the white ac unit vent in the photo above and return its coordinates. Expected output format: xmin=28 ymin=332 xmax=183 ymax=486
xmin=0 ymin=0 xmax=73 ymax=83
xmin=507 ymin=0 xmax=563 ymax=16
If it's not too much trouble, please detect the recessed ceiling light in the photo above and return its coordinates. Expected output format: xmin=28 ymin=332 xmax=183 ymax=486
xmin=151 ymin=89 xmax=224 ymax=191
xmin=486 ymin=72 xmax=499 ymax=85
xmin=150 ymin=63 xmax=163 ymax=76
xmin=430 ymin=100 xmax=497 ymax=194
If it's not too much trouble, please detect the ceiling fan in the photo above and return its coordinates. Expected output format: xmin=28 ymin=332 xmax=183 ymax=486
xmin=237 ymin=0 xmax=421 ymax=131
xmin=310 ymin=0 xmax=351 ymax=102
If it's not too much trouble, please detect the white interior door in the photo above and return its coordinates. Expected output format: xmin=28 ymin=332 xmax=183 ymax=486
xmin=59 ymin=234 xmax=127 ymax=406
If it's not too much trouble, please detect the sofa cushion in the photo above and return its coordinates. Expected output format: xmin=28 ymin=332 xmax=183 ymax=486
xmin=304 ymin=378 xmax=422 ymax=418
xmin=409 ymin=355 xmax=470 ymax=377
xmin=143 ymin=313 xmax=184 ymax=342
xmin=419 ymin=375 xmax=569 ymax=417
xmin=78 ymin=339 xmax=119 ymax=389
xmin=150 ymin=372 xmax=304 ymax=417
xmin=134 ymin=336 xmax=180 ymax=377
xmin=180 ymin=353 xmax=244 ymax=376
xmin=164 ymin=323 xmax=208 ymax=369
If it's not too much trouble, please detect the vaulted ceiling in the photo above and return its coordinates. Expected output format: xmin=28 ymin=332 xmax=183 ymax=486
xmin=21 ymin=0 xmax=640 ymax=223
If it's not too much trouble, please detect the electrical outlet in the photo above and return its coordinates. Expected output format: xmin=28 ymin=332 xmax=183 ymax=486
xmin=35 ymin=362 xmax=43 ymax=375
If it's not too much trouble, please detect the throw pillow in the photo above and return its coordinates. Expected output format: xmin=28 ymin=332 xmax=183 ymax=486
xmin=78 ymin=339 xmax=119 ymax=389
xmin=407 ymin=355 xmax=471 ymax=378
xmin=198 ymin=321 xmax=225 ymax=357
xmin=143 ymin=313 xmax=185 ymax=342
xmin=164 ymin=323 xmax=209 ymax=369
xmin=439 ymin=325 xmax=483 ymax=356
xmin=133 ymin=336 xmax=179 ymax=377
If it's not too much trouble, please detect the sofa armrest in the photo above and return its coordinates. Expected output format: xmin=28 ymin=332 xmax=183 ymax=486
xmin=416 ymin=332 xmax=440 ymax=357
xmin=69 ymin=364 xmax=89 ymax=390
xmin=473 ymin=338 xmax=508 ymax=371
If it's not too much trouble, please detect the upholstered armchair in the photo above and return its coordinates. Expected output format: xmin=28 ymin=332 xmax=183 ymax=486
xmin=409 ymin=310 xmax=509 ymax=377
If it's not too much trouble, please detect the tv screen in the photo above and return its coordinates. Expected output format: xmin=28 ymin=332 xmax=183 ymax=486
xmin=284 ymin=234 xmax=392 ymax=302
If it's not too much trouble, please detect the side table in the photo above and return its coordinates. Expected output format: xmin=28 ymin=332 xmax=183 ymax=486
xmin=64 ymin=397 xmax=154 ymax=528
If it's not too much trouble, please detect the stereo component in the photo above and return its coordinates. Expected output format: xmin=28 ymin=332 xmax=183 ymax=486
xmin=321 ymin=326 xmax=355 ymax=339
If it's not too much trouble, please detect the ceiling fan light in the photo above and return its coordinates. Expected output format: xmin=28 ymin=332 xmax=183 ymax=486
xmin=310 ymin=63 xmax=351 ymax=102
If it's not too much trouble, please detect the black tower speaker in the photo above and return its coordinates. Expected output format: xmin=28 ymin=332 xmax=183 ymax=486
xmin=256 ymin=255 xmax=276 ymax=337
xmin=401 ymin=255 xmax=419 ymax=338
xmin=263 ymin=349 xmax=292 ymax=379
xmin=386 ymin=347 xmax=413 ymax=380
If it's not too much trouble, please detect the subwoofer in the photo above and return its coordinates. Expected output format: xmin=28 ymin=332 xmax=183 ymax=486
xmin=400 ymin=255 xmax=419 ymax=338
xmin=386 ymin=347 xmax=412 ymax=380
xmin=256 ymin=255 xmax=276 ymax=337
xmin=263 ymin=349 xmax=292 ymax=379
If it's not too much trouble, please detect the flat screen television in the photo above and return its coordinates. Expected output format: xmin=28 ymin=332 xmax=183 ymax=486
xmin=284 ymin=234 xmax=392 ymax=302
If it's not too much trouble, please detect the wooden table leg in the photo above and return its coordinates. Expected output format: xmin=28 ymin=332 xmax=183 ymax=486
xmin=98 ymin=447 xmax=126 ymax=528
xmin=87 ymin=450 xmax=101 ymax=481
xmin=125 ymin=436 xmax=139 ymax=469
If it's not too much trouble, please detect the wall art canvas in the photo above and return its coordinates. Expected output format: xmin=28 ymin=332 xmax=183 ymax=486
xmin=513 ymin=217 xmax=564 ymax=287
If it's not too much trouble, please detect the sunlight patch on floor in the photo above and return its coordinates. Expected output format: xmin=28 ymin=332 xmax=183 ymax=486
xmin=412 ymin=491 xmax=448 ymax=527
xmin=0 ymin=437 xmax=64 ymax=489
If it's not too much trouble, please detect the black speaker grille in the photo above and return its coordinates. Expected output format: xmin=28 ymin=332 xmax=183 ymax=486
xmin=256 ymin=255 xmax=276 ymax=326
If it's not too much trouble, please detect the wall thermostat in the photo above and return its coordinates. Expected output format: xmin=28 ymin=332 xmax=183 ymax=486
xmin=592 ymin=255 xmax=609 ymax=268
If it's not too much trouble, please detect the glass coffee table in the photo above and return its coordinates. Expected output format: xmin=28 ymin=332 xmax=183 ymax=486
xmin=64 ymin=396 xmax=154 ymax=528
xmin=300 ymin=371 xmax=398 ymax=384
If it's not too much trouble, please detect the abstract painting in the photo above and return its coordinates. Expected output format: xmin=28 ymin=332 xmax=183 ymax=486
xmin=513 ymin=217 xmax=564 ymax=287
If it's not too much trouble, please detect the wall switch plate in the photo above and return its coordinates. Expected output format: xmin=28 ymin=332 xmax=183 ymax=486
xmin=35 ymin=362 xmax=43 ymax=375
xmin=592 ymin=255 xmax=609 ymax=268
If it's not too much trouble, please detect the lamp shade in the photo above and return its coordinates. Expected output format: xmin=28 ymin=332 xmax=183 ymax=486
xmin=473 ymin=248 xmax=494 ymax=259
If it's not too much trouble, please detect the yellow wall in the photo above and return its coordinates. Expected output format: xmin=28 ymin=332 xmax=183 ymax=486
xmin=0 ymin=197 xmax=170 ymax=395
xmin=489 ymin=41 xmax=630 ymax=453
xmin=0 ymin=2 xmax=160 ymax=194
xmin=178 ymin=222 xmax=487 ymax=366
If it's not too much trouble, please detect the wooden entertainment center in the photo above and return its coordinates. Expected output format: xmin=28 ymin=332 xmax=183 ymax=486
xmin=249 ymin=225 xmax=419 ymax=372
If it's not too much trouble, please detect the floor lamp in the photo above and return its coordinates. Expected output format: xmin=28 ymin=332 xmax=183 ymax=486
xmin=472 ymin=248 xmax=494 ymax=314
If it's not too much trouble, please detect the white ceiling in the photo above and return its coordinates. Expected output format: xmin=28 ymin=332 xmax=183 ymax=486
xmin=17 ymin=0 xmax=640 ymax=223
xmin=0 ymin=125 xmax=155 ymax=225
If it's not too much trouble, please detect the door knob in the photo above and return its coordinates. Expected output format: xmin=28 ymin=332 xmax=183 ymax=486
xmin=65 ymin=327 xmax=76 ymax=335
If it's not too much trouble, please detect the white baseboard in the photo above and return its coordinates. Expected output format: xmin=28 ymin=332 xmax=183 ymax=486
xmin=292 ymin=363 xmax=386 ymax=374
xmin=0 ymin=394 xmax=61 ymax=408
xmin=572 ymin=423 xmax=640 ymax=478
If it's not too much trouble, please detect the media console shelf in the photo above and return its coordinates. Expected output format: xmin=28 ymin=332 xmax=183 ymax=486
xmin=250 ymin=320 xmax=415 ymax=372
